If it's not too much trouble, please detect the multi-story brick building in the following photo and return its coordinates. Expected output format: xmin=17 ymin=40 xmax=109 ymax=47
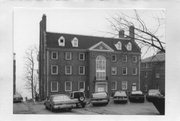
xmin=39 ymin=14 xmax=141 ymax=100
xmin=140 ymin=51 xmax=165 ymax=95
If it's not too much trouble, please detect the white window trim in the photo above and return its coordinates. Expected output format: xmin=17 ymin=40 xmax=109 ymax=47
xmin=65 ymin=52 xmax=72 ymax=60
xmin=51 ymin=51 xmax=58 ymax=60
xmin=122 ymin=81 xmax=128 ymax=90
xmin=96 ymin=55 xmax=106 ymax=80
xmin=65 ymin=65 xmax=72 ymax=75
xmin=71 ymin=37 xmax=78 ymax=47
xmin=65 ymin=81 xmax=72 ymax=91
xmin=111 ymin=81 xmax=117 ymax=90
xmin=78 ymin=81 xmax=85 ymax=90
xmin=79 ymin=53 xmax=85 ymax=61
xmin=111 ymin=67 xmax=117 ymax=75
xmin=112 ymin=55 xmax=117 ymax=62
xmin=51 ymin=81 xmax=58 ymax=92
xmin=122 ymin=67 xmax=127 ymax=75
xmin=126 ymin=42 xmax=132 ymax=51
xmin=114 ymin=41 xmax=122 ymax=50
xmin=132 ymin=68 xmax=138 ymax=75
xmin=123 ymin=55 xmax=127 ymax=62
xmin=58 ymin=36 xmax=65 ymax=46
xmin=132 ymin=56 xmax=137 ymax=63
xmin=51 ymin=65 xmax=58 ymax=75
xmin=79 ymin=66 xmax=85 ymax=75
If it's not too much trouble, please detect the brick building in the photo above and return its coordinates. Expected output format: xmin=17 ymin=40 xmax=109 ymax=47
xmin=140 ymin=51 xmax=165 ymax=95
xmin=39 ymin=14 xmax=141 ymax=100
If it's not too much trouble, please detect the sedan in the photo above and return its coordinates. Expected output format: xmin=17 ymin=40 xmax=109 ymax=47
xmin=91 ymin=92 xmax=109 ymax=106
xmin=113 ymin=91 xmax=128 ymax=104
xmin=44 ymin=94 xmax=77 ymax=112
xmin=146 ymin=89 xmax=163 ymax=102
xmin=13 ymin=94 xmax=23 ymax=103
xmin=129 ymin=91 xmax=145 ymax=103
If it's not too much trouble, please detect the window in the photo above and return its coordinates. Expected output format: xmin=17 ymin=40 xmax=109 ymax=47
xmin=71 ymin=37 xmax=78 ymax=47
xmin=126 ymin=42 xmax=132 ymax=51
xmin=65 ymin=81 xmax=72 ymax=91
xmin=122 ymin=81 xmax=127 ymax=90
xmin=132 ymin=68 xmax=137 ymax=75
xmin=111 ymin=67 xmax=117 ymax=75
xmin=65 ymin=52 xmax=72 ymax=60
xmin=122 ymin=55 xmax=127 ymax=62
xmin=145 ymin=72 xmax=148 ymax=78
xmin=65 ymin=65 xmax=72 ymax=75
xmin=79 ymin=53 xmax=85 ymax=61
xmin=111 ymin=55 xmax=117 ymax=62
xmin=96 ymin=55 xmax=106 ymax=80
xmin=79 ymin=66 xmax=85 ymax=75
xmin=51 ymin=81 xmax=58 ymax=92
xmin=111 ymin=81 xmax=117 ymax=90
xmin=51 ymin=51 xmax=58 ymax=60
xmin=79 ymin=81 xmax=85 ymax=90
xmin=122 ymin=67 xmax=127 ymax=75
xmin=51 ymin=65 xmax=58 ymax=75
xmin=115 ymin=41 xmax=122 ymax=50
xmin=132 ymin=56 xmax=137 ymax=63
xmin=58 ymin=36 xmax=65 ymax=46
xmin=156 ymin=73 xmax=160 ymax=78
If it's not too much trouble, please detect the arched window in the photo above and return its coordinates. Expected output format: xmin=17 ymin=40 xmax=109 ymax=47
xmin=96 ymin=55 xmax=106 ymax=80
xmin=58 ymin=36 xmax=65 ymax=46
xmin=126 ymin=42 xmax=132 ymax=51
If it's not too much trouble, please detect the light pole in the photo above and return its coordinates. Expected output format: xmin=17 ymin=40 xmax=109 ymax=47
xmin=13 ymin=53 xmax=16 ymax=95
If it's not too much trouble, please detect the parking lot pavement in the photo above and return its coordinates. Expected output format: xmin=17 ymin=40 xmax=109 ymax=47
xmin=14 ymin=99 xmax=160 ymax=115
xmin=83 ymin=101 xmax=159 ymax=115
xmin=13 ymin=102 xmax=33 ymax=114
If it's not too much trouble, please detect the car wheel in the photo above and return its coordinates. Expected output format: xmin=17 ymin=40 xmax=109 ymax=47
xmin=79 ymin=96 xmax=85 ymax=102
xmin=81 ymin=103 xmax=86 ymax=108
xmin=50 ymin=106 xmax=54 ymax=112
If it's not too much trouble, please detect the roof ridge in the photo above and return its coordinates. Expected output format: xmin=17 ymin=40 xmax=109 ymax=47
xmin=46 ymin=31 xmax=131 ymax=41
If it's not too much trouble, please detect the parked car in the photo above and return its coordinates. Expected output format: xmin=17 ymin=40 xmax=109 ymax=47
xmin=113 ymin=91 xmax=128 ymax=104
xmin=91 ymin=92 xmax=109 ymax=106
xmin=129 ymin=91 xmax=145 ymax=103
xmin=44 ymin=94 xmax=77 ymax=112
xmin=70 ymin=91 xmax=86 ymax=108
xmin=13 ymin=94 xmax=23 ymax=103
xmin=146 ymin=89 xmax=163 ymax=102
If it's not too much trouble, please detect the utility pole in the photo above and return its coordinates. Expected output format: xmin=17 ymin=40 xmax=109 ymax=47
xmin=13 ymin=53 xmax=16 ymax=95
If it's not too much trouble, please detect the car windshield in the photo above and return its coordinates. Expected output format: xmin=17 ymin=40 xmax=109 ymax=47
xmin=131 ymin=91 xmax=143 ymax=95
xmin=148 ymin=89 xmax=160 ymax=95
xmin=92 ymin=92 xmax=107 ymax=98
xmin=52 ymin=95 xmax=71 ymax=101
xmin=114 ymin=91 xmax=126 ymax=96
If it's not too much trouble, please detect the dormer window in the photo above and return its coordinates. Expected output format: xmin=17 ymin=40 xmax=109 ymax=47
xmin=114 ymin=41 xmax=122 ymax=50
xmin=71 ymin=37 xmax=78 ymax=47
xmin=126 ymin=42 xmax=132 ymax=51
xmin=58 ymin=36 xmax=65 ymax=46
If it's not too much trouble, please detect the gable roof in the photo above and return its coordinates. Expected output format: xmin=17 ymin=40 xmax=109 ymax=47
xmin=46 ymin=32 xmax=141 ymax=53
xmin=89 ymin=41 xmax=114 ymax=52
xmin=142 ymin=52 xmax=165 ymax=63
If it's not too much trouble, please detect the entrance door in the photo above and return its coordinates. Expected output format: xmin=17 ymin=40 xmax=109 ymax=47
xmin=95 ymin=82 xmax=107 ymax=92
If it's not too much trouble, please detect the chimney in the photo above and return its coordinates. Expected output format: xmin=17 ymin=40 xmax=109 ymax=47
xmin=129 ymin=25 xmax=135 ymax=40
xmin=42 ymin=14 xmax=46 ymax=32
xmin=119 ymin=30 xmax=124 ymax=38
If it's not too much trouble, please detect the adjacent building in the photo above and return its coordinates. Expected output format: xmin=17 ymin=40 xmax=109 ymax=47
xmin=39 ymin=14 xmax=141 ymax=100
xmin=140 ymin=51 xmax=165 ymax=95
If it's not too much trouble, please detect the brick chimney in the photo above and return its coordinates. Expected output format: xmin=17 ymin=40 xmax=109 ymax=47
xmin=119 ymin=30 xmax=124 ymax=38
xmin=129 ymin=25 xmax=135 ymax=40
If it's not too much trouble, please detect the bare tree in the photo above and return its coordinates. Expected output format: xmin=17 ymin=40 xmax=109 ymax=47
xmin=24 ymin=45 xmax=39 ymax=101
xmin=106 ymin=10 xmax=165 ymax=58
